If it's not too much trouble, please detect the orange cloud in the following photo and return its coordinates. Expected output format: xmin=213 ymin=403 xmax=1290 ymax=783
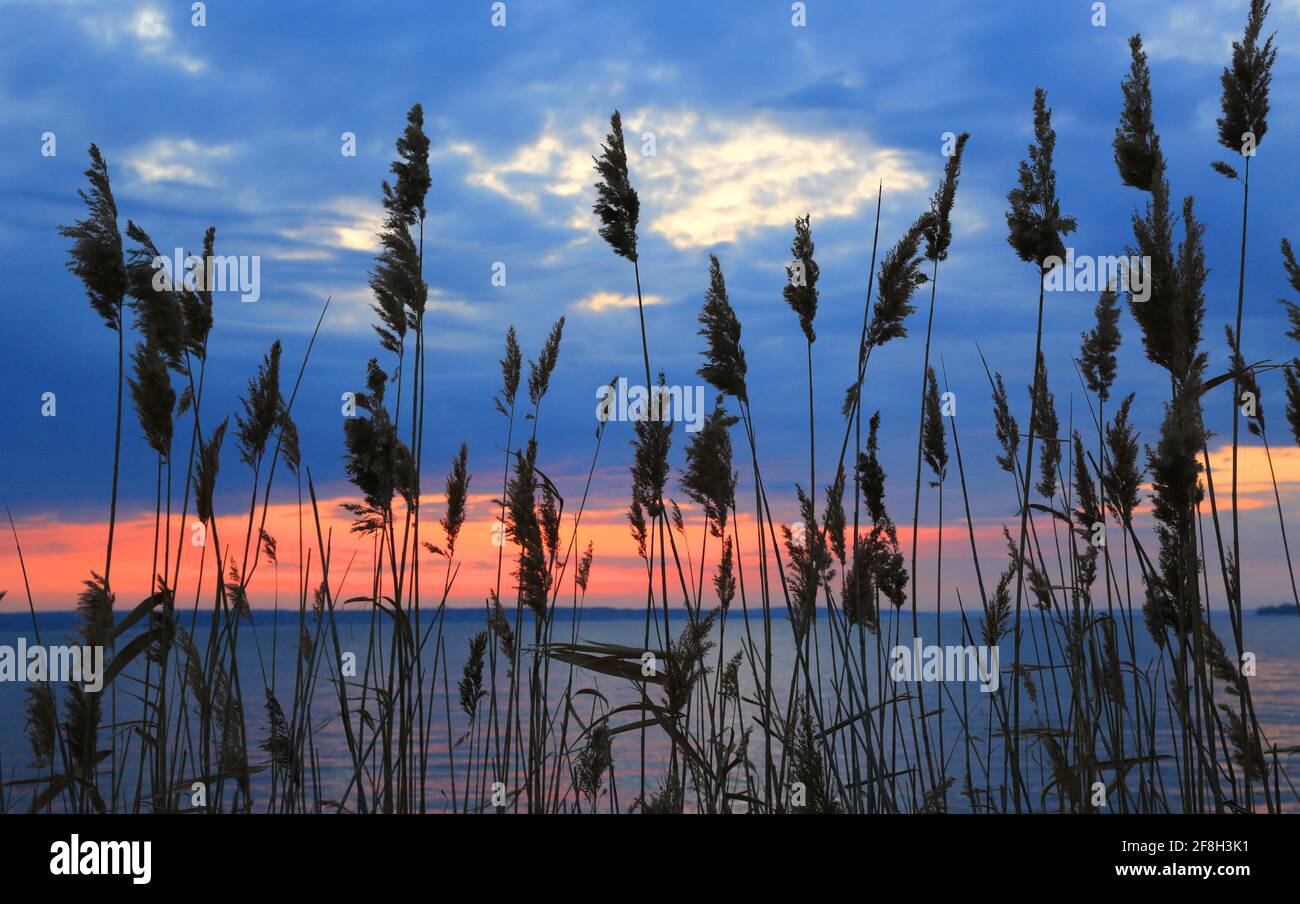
xmin=1202 ymin=441 xmax=1300 ymax=511
xmin=1 ymin=492 xmax=1003 ymax=612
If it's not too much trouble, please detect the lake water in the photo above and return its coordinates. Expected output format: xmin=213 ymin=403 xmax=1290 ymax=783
xmin=2 ymin=607 xmax=1297 ymax=813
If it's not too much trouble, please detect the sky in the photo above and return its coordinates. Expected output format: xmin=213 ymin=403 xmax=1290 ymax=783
xmin=3 ymin=0 xmax=1300 ymax=610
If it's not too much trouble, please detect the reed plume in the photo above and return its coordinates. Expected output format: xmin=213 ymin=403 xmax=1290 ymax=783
xmin=458 ymin=631 xmax=488 ymax=720
xmin=370 ymin=105 xmax=431 ymax=356
xmin=124 ymin=221 xmax=187 ymax=370
xmin=1144 ymin=376 xmax=1205 ymax=640
xmin=788 ymin=704 xmax=840 ymax=813
xmin=1114 ymin=35 xmax=1160 ymax=192
xmin=697 ymin=255 xmax=748 ymax=403
xmin=1103 ymin=395 xmax=1143 ymax=526
xmin=59 ymin=144 xmax=128 ymax=587
xmin=925 ymin=132 xmax=969 ymax=262
xmin=713 ymin=536 xmax=735 ymax=610
xmin=501 ymin=439 xmax=549 ymax=617
xmin=342 ymin=358 xmax=414 ymax=531
xmin=922 ymin=367 xmax=948 ymax=482
xmin=194 ymin=419 xmax=229 ymax=524
xmin=1216 ymin=0 xmax=1276 ymax=155
xmin=1029 ymin=353 xmax=1060 ymax=500
xmin=1081 ymin=287 xmax=1121 ymax=403
xmin=128 ymin=342 xmax=176 ymax=458
xmin=23 ymin=685 xmax=57 ymax=772
xmin=783 ymin=487 xmax=829 ymax=641
xmin=528 ymin=317 xmax=565 ymax=409
xmin=681 ymin=400 xmax=738 ymax=536
xmin=989 ymin=370 xmax=1019 ymax=475
xmin=236 ymin=341 xmax=283 ymax=468
xmin=662 ymin=608 xmax=717 ymax=714
xmin=1280 ymin=239 xmax=1300 ymax=445
xmin=851 ymin=412 xmax=908 ymax=617
xmin=494 ymin=326 xmax=522 ymax=416
xmin=783 ymin=214 xmax=820 ymax=343
xmin=60 ymin=145 xmax=126 ymax=330
xmin=629 ymin=373 xmax=673 ymax=520
xmin=183 ymin=227 xmax=217 ymax=360
xmin=593 ymin=110 xmax=639 ymax=263
xmin=572 ymin=722 xmax=612 ymax=806
xmin=441 ymin=443 xmax=471 ymax=557
xmin=866 ymin=213 xmax=933 ymax=348
xmin=1006 ymin=89 xmax=1077 ymax=267
xmin=575 ymin=542 xmax=594 ymax=594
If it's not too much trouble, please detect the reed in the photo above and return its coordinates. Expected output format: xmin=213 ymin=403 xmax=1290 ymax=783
xmin=11 ymin=25 xmax=1300 ymax=815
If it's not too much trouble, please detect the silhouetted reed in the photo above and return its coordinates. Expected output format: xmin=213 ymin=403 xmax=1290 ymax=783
xmin=16 ymin=29 xmax=1300 ymax=818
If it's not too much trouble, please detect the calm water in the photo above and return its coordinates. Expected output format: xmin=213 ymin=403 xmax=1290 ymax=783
xmin=2 ymin=607 xmax=1297 ymax=812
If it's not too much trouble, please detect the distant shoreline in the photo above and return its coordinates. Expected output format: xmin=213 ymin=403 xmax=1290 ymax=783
xmin=0 ymin=607 xmax=1283 ymax=624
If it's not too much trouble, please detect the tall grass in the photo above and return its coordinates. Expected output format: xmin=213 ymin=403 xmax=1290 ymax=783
xmin=6 ymin=14 xmax=1300 ymax=814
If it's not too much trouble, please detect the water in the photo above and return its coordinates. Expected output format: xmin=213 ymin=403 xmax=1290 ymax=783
xmin=2 ymin=607 xmax=1297 ymax=812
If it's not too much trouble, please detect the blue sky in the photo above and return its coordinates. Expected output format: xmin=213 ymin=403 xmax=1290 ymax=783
xmin=4 ymin=0 xmax=1300 ymax=605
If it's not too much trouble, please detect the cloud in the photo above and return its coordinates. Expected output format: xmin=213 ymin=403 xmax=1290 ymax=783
xmin=261 ymin=246 xmax=336 ymax=263
xmin=75 ymin=3 xmax=206 ymax=74
xmin=1140 ymin=0 xmax=1241 ymax=65
xmin=463 ymin=130 xmax=589 ymax=212
xmin=1204 ymin=442 xmax=1300 ymax=505
xmin=278 ymin=197 xmax=385 ymax=255
xmin=572 ymin=291 xmax=666 ymax=312
xmin=124 ymin=137 xmax=235 ymax=187
xmin=456 ymin=108 xmax=927 ymax=249
xmin=5 ymin=493 xmax=997 ymax=609
xmin=296 ymin=283 xmax=480 ymax=334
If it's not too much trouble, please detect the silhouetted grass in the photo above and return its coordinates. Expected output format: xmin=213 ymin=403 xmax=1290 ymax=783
xmin=7 ymin=19 xmax=1300 ymax=816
